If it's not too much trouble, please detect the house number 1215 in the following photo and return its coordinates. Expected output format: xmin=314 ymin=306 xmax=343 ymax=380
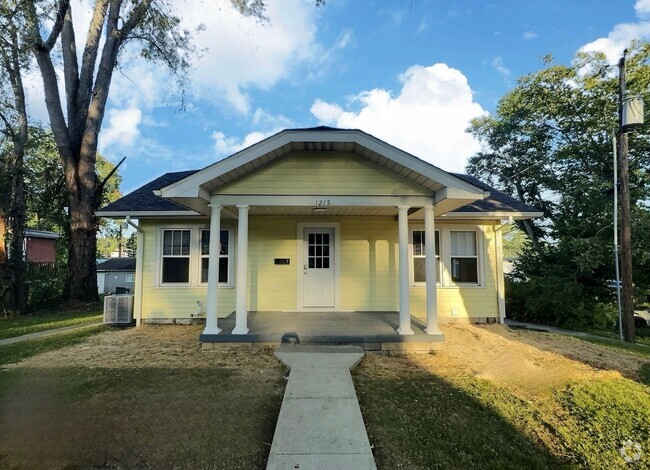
xmin=315 ymin=199 xmax=331 ymax=206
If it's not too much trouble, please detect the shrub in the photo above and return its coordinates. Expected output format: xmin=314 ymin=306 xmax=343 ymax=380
xmin=26 ymin=264 xmax=66 ymax=311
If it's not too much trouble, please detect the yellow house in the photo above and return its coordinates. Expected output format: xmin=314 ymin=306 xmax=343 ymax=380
xmin=97 ymin=127 xmax=540 ymax=346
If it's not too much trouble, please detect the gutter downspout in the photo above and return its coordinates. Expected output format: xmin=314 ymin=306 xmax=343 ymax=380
xmin=494 ymin=216 xmax=514 ymax=324
xmin=126 ymin=216 xmax=144 ymax=326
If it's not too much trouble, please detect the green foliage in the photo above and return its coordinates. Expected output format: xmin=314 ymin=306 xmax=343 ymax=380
xmin=25 ymin=265 xmax=66 ymax=311
xmin=557 ymin=379 xmax=650 ymax=468
xmin=469 ymin=42 xmax=650 ymax=329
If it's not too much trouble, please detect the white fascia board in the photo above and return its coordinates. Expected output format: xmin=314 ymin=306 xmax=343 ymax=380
xmin=95 ymin=210 xmax=201 ymax=218
xmin=159 ymin=128 xmax=488 ymax=199
xmin=354 ymin=133 xmax=486 ymax=196
xmin=441 ymin=211 xmax=544 ymax=220
xmin=434 ymin=187 xmax=488 ymax=203
xmin=212 ymin=194 xmax=434 ymax=207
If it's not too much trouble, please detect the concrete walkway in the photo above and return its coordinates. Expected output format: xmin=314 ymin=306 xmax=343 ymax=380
xmin=267 ymin=345 xmax=376 ymax=470
xmin=0 ymin=322 xmax=102 ymax=346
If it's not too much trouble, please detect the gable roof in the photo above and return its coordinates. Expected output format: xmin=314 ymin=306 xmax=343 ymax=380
xmin=97 ymin=127 xmax=541 ymax=219
xmin=157 ymin=127 xmax=486 ymax=205
xmin=97 ymin=257 xmax=136 ymax=272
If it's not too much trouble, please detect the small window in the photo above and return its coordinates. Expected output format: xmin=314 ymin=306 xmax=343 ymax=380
xmin=162 ymin=229 xmax=190 ymax=283
xmin=200 ymin=229 xmax=230 ymax=284
xmin=450 ymin=230 xmax=478 ymax=284
xmin=412 ymin=230 xmax=440 ymax=284
xmin=125 ymin=273 xmax=135 ymax=283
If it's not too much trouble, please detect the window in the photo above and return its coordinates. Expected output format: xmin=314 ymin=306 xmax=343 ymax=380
xmin=125 ymin=273 xmax=135 ymax=283
xmin=162 ymin=229 xmax=191 ymax=283
xmin=450 ymin=230 xmax=478 ymax=284
xmin=412 ymin=230 xmax=440 ymax=284
xmin=200 ymin=229 xmax=230 ymax=284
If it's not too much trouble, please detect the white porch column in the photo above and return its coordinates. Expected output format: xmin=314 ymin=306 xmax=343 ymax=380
xmin=203 ymin=204 xmax=222 ymax=335
xmin=232 ymin=204 xmax=250 ymax=334
xmin=397 ymin=205 xmax=414 ymax=335
xmin=424 ymin=205 xmax=441 ymax=334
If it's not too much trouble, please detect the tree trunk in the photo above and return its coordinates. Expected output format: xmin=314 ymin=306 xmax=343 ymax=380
xmin=6 ymin=144 xmax=28 ymax=315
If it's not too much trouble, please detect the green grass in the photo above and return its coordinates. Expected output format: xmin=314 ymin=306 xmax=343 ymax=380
xmin=0 ymin=307 xmax=102 ymax=340
xmin=0 ymin=325 xmax=106 ymax=367
xmin=583 ymin=327 xmax=650 ymax=347
xmin=354 ymin=358 xmax=650 ymax=469
xmin=0 ymin=362 xmax=285 ymax=469
xmin=354 ymin=373 xmax=559 ymax=469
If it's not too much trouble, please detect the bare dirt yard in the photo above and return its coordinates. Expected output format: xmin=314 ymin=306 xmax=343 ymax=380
xmin=1 ymin=323 xmax=649 ymax=469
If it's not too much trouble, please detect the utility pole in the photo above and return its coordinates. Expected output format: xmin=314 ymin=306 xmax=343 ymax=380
xmin=618 ymin=49 xmax=636 ymax=343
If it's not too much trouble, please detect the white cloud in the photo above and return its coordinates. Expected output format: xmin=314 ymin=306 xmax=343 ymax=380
xmin=213 ymin=130 xmax=273 ymax=157
xmin=636 ymin=0 xmax=650 ymax=18
xmin=310 ymin=100 xmax=344 ymax=123
xmin=212 ymin=108 xmax=294 ymax=157
xmin=522 ymin=31 xmax=538 ymax=40
xmin=310 ymin=63 xmax=487 ymax=173
xmin=99 ymin=107 xmax=143 ymax=152
xmin=491 ymin=56 xmax=511 ymax=83
xmin=580 ymin=2 xmax=650 ymax=63
xmin=180 ymin=0 xmax=321 ymax=114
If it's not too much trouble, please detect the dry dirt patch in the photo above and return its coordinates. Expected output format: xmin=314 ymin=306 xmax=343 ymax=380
xmin=362 ymin=324 xmax=648 ymax=400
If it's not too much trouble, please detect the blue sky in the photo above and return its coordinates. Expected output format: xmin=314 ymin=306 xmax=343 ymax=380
xmin=27 ymin=0 xmax=650 ymax=194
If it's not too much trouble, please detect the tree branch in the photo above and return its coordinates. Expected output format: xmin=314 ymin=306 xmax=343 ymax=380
xmin=43 ymin=0 xmax=70 ymax=51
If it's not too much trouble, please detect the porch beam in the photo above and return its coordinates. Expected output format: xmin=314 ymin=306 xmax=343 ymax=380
xmin=397 ymin=205 xmax=414 ymax=335
xmin=232 ymin=204 xmax=250 ymax=334
xmin=212 ymin=194 xmax=434 ymax=207
xmin=203 ymin=204 xmax=222 ymax=335
xmin=424 ymin=205 xmax=441 ymax=335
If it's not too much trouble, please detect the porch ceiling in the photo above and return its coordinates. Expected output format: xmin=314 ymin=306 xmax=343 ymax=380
xmin=246 ymin=206 xmax=399 ymax=217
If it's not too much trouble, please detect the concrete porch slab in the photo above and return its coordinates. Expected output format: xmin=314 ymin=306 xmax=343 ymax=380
xmin=200 ymin=311 xmax=445 ymax=351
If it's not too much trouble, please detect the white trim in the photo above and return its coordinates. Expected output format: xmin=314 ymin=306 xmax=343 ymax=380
xmin=440 ymin=211 xmax=543 ymax=219
xmin=199 ymin=228 xmax=234 ymax=287
xmin=159 ymin=129 xmax=487 ymax=200
xmin=495 ymin=225 xmax=506 ymax=323
xmin=409 ymin=224 xmax=486 ymax=288
xmin=296 ymin=222 xmax=341 ymax=311
xmin=96 ymin=210 xmax=200 ymax=218
xmin=213 ymin=194 xmax=434 ymax=207
xmin=397 ymin=206 xmax=415 ymax=335
xmin=158 ymin=228 xmax=192 ymax=286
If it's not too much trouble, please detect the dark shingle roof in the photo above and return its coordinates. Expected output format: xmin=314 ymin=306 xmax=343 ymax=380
xmin=97 ymin=257 xmax=136 ymax=272
xmin=97 ymin=157 xmax=538 ymax=216
xmin=98 ymin=170 xmax=199 ymax=213
xmin=451 ymin=173 xmax=541 ymax=214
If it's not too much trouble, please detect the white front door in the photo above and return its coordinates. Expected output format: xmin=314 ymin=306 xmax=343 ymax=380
xmin=302 ymin=228 xmax=335 ymax=308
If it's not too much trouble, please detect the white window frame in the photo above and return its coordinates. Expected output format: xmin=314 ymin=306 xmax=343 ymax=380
xmin=160 ymin=228 xmax=192 ymax=285
xmin=410 ymin=225 xmax=485 ymax=288
xmin=409 ymin=227 xmax=441 ymax=286
xmin=199 ymin=228 xmax=234 ymax=287
xmin=449 ymin=229 xmax=481 ymax=286
xmin=125 ymin=273 xmax=135 ymax=283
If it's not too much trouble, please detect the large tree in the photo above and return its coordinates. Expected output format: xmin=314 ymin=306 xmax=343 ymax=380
xmin=21 ymin=0 xmax=292 ymax=302
xmin=468 ymin=43 xmax=650 ymax=339
xmin=0 ymin=1 xmax=31 ymax=315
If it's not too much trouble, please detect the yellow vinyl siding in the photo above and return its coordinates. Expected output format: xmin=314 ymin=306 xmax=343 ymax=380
xmin=215 ymin=152 xmax=431 ymax=196
xmin=138 ymin=217 xmax=501 ymax=321
xmin=139 ymin=221 xmax=235 ymax=319
xmin=410 ymin=223 xmax=499 ymax=319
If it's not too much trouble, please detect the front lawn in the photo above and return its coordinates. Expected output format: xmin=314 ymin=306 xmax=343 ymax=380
xmin=0 ymin=325 xmax=285 ymax=469
xmin=353 ymin=324 xmax=650 ymax=469
xmin=0 ymin=302 xmax=102 ymax=340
